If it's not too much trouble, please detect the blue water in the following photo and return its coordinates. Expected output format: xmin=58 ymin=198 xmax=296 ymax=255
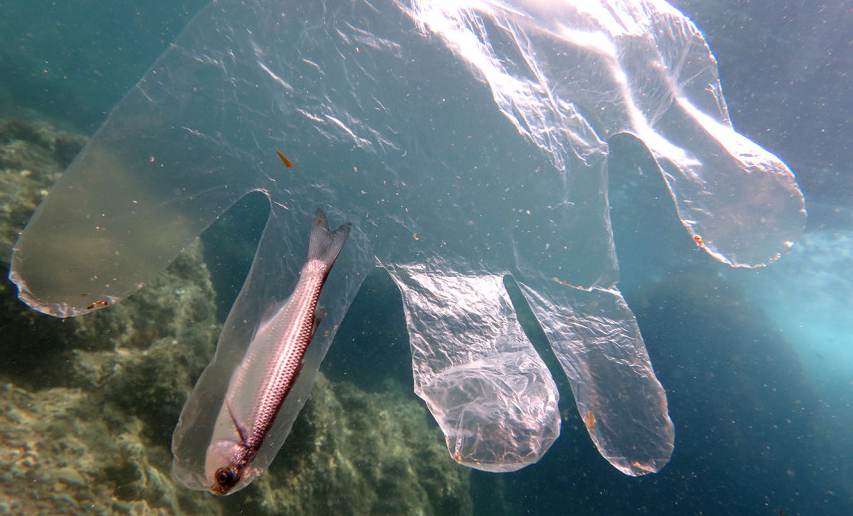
xmin=1 ymin=0 xmax=850 ymax=514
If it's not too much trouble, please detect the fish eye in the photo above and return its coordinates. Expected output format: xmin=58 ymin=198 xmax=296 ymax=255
xmin=214 ymin=466 xmax=239 ymax=489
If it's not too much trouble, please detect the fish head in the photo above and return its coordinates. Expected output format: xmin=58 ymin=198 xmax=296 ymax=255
xmin=204 ymin=439 xmax=256 ymax=495
xmin=210 ymin=463 xmax=240 ymax=495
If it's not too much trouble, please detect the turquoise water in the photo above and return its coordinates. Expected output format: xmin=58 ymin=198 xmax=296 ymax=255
xmin=1 ymin=0 xmax=850 ymax=514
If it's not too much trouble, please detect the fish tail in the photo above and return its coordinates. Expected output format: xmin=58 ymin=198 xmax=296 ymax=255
xmin=307 ymin=209 xmax=351 ymax=267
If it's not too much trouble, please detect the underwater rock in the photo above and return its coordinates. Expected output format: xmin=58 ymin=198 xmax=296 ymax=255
xmin=0 ymin=383 xmax=220 ymax=514
xmin=0 ymin=376 xmax=471 ymax=515
xmin=225 ymin=376 xmax=472 ymax=515
xmin=0 ymin=118 xmax=220 ymax=399
xmin=0 ymin=118 xmax=85 ymax=256
xmin=0 ymin=117 xmax=471 ymax=514
xmin=0 ymin=117 xmax=222 ymax=513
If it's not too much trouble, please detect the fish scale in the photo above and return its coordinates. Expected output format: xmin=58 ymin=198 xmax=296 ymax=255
xmin=248 ymin=270 xmax=324 ymax=450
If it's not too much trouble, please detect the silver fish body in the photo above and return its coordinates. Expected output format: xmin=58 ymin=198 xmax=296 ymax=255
xmin=206 ymin=209 xmax=350 ymax=494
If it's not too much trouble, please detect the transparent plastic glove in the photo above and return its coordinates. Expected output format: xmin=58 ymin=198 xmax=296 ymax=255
xmin=10 ymin=0 xmax=803 ymax=487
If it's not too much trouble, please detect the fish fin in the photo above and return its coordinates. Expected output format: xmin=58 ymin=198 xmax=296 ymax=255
xmin=307 ymin=209 xmax=351 ymax=267
xmin=225 ymin=399 xmax=250 ymax=446
xmin=315 ymin=306 xmax=327 ymax=325
xmin=312 ymin=306 xmax=327 ymax=336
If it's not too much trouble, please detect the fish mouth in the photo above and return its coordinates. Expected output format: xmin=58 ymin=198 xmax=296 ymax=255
xmin=209 ymin=484 xmax=230 ymax=496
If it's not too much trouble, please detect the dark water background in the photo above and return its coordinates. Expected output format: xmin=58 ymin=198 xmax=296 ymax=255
xmin=1 ymin=0 xmax=851 ymax=514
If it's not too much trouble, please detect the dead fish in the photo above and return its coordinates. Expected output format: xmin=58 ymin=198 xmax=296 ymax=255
xmin=205 ymin=209 xmax=349 ymax=495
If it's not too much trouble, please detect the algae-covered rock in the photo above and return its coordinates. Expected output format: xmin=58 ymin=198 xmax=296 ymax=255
xmin=228 ymin=376 xmax=472 ymax=515
xmin=0 ymin=376 xmax=471 ymax=515
xmin=0 ymin=118 xmax=85 ymax=256
xmin=0 ymin=117 xmax=471 ymax=515
xmin=0 ymin=383 xmax=220 ymax=515
xmin=0 ymin=117 xmax=224 ymax=514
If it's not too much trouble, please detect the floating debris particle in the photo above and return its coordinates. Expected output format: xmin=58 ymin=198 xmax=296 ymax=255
xmin=275 ymin=149 xmax=294 ymax=169
xmin=85 ymin=299 xmax=110 ymax=310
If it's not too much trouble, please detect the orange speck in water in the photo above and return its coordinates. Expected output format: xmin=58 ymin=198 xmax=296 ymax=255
xmin=693 ymin=234 xmax=705 ymax=247
xmin=275 ymin=149 xmax=294 ymax=169
xmin=87 ymin=299 xmax=110 ymax=310
xmin=412 ymin=233 xmax=419 ymax=241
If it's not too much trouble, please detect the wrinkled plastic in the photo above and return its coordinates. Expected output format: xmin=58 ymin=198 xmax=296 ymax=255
xmin=10 ymin=0 xmax=804 ymax=486
xmin=388 ymin=265 xmax=560 ymax=471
